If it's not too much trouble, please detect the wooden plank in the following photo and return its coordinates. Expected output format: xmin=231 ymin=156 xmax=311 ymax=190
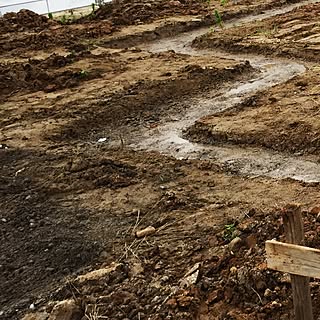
xmin=266 ymin=240 xmax=320 ymax=279
xmin=282 ymin=203 xmax=314 ymax=320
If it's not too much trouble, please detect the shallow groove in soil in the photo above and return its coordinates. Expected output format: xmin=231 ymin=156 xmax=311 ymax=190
xmin=130 ymin=0 xmax=320 ymax=183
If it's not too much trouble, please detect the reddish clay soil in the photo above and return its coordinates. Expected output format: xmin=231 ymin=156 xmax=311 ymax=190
xmin=1 ymin=1 xmax=320 ymax=320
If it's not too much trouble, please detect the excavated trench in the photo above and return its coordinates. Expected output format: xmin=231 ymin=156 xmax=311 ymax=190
xmin=129 ymin=0 xmax=320 ymax=183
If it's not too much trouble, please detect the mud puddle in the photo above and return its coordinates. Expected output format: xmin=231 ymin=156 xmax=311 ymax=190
xmin=129 ymin=0 xmax=320 ymax=183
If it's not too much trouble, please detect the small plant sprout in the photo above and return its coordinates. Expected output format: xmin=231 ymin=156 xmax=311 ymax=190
xmin=223 ymin=223 xmax=236 ymax=241
xmin=60 ymin=15 xmax=67 ymax=24
xmin=91 ymin=3 xmax=96 ymax=12
xmin=79 ymin=70 xmax=89 ymax=78
xmin=48 ymin=12 xmax=53 ymax=19
xmin=214 ymin=9 xmax=223 ymax=28
xmin=220 ymin=0 xmax=228 ymax=6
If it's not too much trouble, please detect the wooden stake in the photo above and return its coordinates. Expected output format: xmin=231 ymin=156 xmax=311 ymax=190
xmin=282 ymin=204 xmax=314 ymax=320
xmin=266 ymin=241 xmax=320 ymax=278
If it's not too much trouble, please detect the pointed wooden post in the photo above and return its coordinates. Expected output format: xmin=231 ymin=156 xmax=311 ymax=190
xmin=281 ymin=204 xmax=313 ymax=320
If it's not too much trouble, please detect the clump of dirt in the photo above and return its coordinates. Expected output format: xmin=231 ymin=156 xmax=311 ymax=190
xmin=31 ymin=206 xmax=320 ymax=320
xmin=0 ymin=20 xmax=114 ymax=54
xmin=0 ymin=55 xmax=102 ymax=100
xmin=65 ymin=157 xmax=138 ymax=189
xmin=84 ymin=0 xmax=207 ymax=26
xmin=0 ymin=9 xmax=55 ymax=33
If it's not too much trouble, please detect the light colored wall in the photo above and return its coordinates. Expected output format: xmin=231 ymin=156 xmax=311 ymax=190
xmin=0 ymin=0 xmax=109 ymax=15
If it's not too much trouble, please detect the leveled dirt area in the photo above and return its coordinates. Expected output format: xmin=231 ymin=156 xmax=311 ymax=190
xmin=193 ymin=2 xmax=320 ymax=62
xmin=186 ymin=67 xmax=320 ymax=156
xmin=0 ymin=48 xmax=253 ymax=149
xmin=2 ymin=1 xmax=320 ymax=320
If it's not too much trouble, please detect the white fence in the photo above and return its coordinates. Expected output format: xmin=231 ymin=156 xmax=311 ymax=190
xmin=0 ymin=0 xmax=108 ymax=15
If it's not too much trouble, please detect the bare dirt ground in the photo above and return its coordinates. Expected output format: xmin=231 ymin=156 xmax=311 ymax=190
xmin=193 ymin=2 xmax=320 ymax=62
xmin=187 ymin=67 xmax=320 ymax=156
xmin=1 ymin=1 xmax=320 ymax=320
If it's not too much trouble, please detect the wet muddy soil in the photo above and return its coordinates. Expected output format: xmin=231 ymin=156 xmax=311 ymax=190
xmin=2 ymin=1 xmax=320 ymax=320
xmin=187 ymin=68 xmax=320 ymax=156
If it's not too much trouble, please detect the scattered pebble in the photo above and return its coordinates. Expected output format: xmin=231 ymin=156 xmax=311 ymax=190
xmin=230 ymin=266 xmax=237 ymax=274
xmin=264 ymin=288 xmax=272 ymax=297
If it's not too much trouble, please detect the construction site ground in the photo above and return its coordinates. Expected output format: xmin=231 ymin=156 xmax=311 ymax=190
xmin=1 ymin=1 xmax=320 ymax=319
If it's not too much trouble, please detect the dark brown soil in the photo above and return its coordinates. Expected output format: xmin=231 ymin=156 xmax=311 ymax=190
xmin=0 ymin=54 xmax=103 ymax=100
xmin=89 ymin=0 xmax=207 ymax=25
xmin=39 ymin=205 xmax=320 ymax=320
xmin=0 ymin=9 xmax=54 ymax=33
xmin=2 ymin=1 xmax=320 ymax=320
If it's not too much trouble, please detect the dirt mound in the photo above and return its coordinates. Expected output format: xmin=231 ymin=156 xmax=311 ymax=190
xmin=0 ymin=54 xmax=101 ymax=100
xmin=65 ymin=157 xmax=138 ymax=189
xmin=86 ymin=0 xmax=206 ymax=26
xmin=0 ymin=20 xmax=114 ymax=54
xmin=0 ymin=9 xmax=54 ymax=33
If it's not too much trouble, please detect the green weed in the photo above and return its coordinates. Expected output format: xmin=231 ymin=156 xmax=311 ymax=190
xmin=60 ymin=15 xmax=67 ymax=24
xmin=223 ymin=223 xmax=236 ymax=242
xmin=79 ymin=70 xmax=89 ymax=78
xmin=214 ymin=9 xmax=223 ymax=28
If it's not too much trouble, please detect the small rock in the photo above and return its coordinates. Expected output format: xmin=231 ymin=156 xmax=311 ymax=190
xmin=180 ymin=262 xmax=201 ymax=288
xmin=0 ymin=144 xmax=9 ymax=149
xmin=270 ymin=301 xmax=282 ymax=308
xmin=97 ymin=137 xmax=107 ymax=143
xmin=228 ymin=237 xmax=243 ymax=252
xmin=99 ymin=251 xmax=108 ymax=259
xmin=76 ymin=263 xmax=120 ymax=283
xmin=161 ymin=275 xmax=169 ymax=283
xmin=135 ymin=226 xmax=156 ymax=238
xmin=245 ymin=234 xmax=257 ymax=248
xmin=264 ymin=288 xmax=272 ymax=297
xmin=166 ymin=298 xmax=177 ymax=307
xmin=29 ymin=303 xmax=35 ymax=310
xmin=230 ymin=266 xmax=237 ymax=274
xmin=169 ymin=0 xmax=181 ymax=6
xmin=1 ymin=218 xmax=7 ymax=223
xmin=48 ymin=300 xmax=82 ymax=320
xmin=310 ymin=206 xmax=320 ymax=214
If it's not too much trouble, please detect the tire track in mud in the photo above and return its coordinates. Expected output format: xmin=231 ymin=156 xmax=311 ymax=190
xmin=132 ymin=0 xmax=320 ymax=183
